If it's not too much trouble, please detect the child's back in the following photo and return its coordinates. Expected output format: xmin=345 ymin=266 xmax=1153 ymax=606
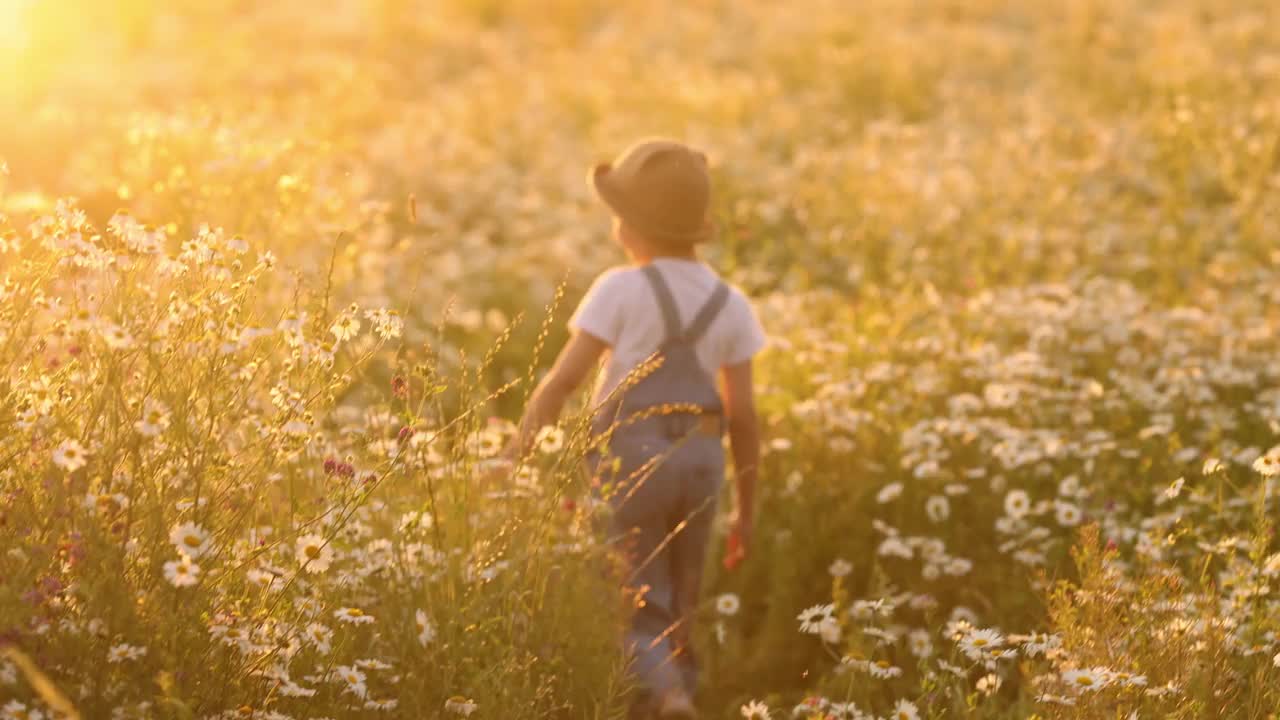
xmin=508 ymin=138 xmax=764 ymax=720
xmin=570 ymin=257 xmax=764 ymax=413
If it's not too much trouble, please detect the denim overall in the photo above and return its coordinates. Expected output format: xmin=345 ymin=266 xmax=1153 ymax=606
xmin=589 ymin=265 xmax=729 ymax=708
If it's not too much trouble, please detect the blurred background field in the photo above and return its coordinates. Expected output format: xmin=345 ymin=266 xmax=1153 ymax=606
xmin=2 ymin=0 xmax=1280 ymax=718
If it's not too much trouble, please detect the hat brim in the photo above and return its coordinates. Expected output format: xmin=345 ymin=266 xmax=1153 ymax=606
xmin=589 ymin=163 xmax=714 ymax=244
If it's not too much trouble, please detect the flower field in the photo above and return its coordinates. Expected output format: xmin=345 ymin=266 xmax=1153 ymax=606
xmin=3 ymin=0 xmax=1280 ymax=718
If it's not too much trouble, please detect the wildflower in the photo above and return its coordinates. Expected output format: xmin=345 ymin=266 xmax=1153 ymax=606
xmin=925 ymin=495 xmax=950 ymax=522
xmin=169 ymin=522 xmax=213 ymax=558
xmin=280 ymin=680 xmax=317 ymax=697
xmin=2 ymin=701 xmax=45 ymax=720
xmin=890 ymin=699 xmax=920 ymax=720
xmin=1054 ymin=501 xmax=1082 ymax=527
xmin=52 ymin=439 xmax=89 ymax=472
xmin=444 ymin=697 xmax=477 ymax=716
xmin=907 ymin=629 xmax=933 ymax=658
xmin=334 ymin=607 xmax=375 ymax=624
xmin=535 ymin=425 xmax=565 ymax=453
xmin=1017 ymin=632 xmax=1061 ymax=657
xmin=365 ymin=699 xmax=399 ymax=711
xmin=106 ymin=643 xmax=147 ymax=663
xmin=330 ymin=313 xmax=361 ymax=342
xmin=716 ymin=593 xmax=741 ymax=616
xmin=1112 ymin=672 xmax=1148 ymax=687
xmin=868 ymin=659 xmax=903 ymax=679
xmin=797 ymin=603 xmax=836 ymax=634
xmin=135 ymin=398 xmax=172 ymax=436
xmin=304 ymin=623 xmax=333 ymax=654
xmin=364 ymin=308 xmax=403 ymax=340
xmin=741 ymin=700 xmax=771 ymax=719
xmin=1158 ymin=477 xmax=1185 ymax=504
xmin=1003 ymin=489 xmax=1031 ymax=519
xmin=877 ymin=537 xmax=913 ymax=559
xmin=959 ymin=628 xmax=1005 ymax=659
xmin=876 ymin=482 xmax=904 ymax=503
xmin=1252 ymin=447 xmax=1280 ymax=477
xmin=1202 ymin=457 xmax=1224 ymax=474
xmin=334 ymin=665 xmax=367 ymax=698
xmin=977 ymin=673 xmax=1002 ymax=695
xmin=100 ymin=322 xmax=135 ymax=349
xmin=415 ymin=609 xmax=436 ymax=646
xmin=1062 ymin=667 xmax=1109 ymax=692
xmin=164 ymin=554 xmax=201 ymax=588
xmin=295 ymin=534 xmax=334 ymax=574
xmin=828 ymin=558 xmax=853 ymax=577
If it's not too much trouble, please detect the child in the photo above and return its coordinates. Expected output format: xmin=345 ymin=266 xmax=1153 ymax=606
xmin=509 ymin=138 xmax=765 ymax=719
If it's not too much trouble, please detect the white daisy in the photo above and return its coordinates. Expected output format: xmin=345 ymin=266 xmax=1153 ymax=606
xmin=334 ymin=665 xmax=367 ymax=698
xmin=797 ymin=603 xmax=836 ymax=634
xmin=134 ymin=398 xmax=172 ymax=437
xmin=740 ymin=700 xmax=771 ymax=719
xmin=535 ymin=425 xmax=565 ymax=453
xmin=925 ymin=495 xmax=950 ymax=523
xmin=1003 ymin=489 xmax=1031 ymax=519
xmin=1054 ymin=501 xmax=1082 ymax=527
xmin=959 ymin=628 xmax=1005 ymax=659
xmin=2 ymin=701 xmax=44 ymax=720
xmin=334 ymin=607 xmax=375 ymax=625
xmin=1252 ymin=448 xmax=1280 ymax=477
xmin=163 ymin=554 xmax=201 ymax=588
xmin=876 ymin=482 xmax=904 ymax=504
xmin=1062 ymin=667 xmax=1110 ymax=692
xmin=169 ymin=522 xmax=213 ymax=558
xmin=304 ymin=622 xmax=333 ymax=654
xmin=445 ymin=696 xmax=478 ymax=716
xmin=828 ymin=558 xmax=853 ymax=577
xmin=415 ymin=609 xmax=436 ymax=646
xmin=889 ymin=699 xmax=920 ymax=720
xmin=52 ymin=439 xmax=89 ymax=472
xmin=330 ymin=313 xmax=361 ymax=342
xmin=716 ymin=593 xmax=741 ymax=616
xmin=868 ymin=659 xmax=903 ymax=679
xmin=295 ymin=534 xmax=334 ymax=574
xmin=907 ymin=629 xmax=934 ymax=658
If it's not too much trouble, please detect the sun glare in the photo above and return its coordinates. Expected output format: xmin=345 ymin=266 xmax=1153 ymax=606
xmin=0 ymin=0 xmax=32 ymax=50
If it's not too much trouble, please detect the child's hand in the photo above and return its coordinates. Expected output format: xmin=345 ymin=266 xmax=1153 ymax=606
xmin=723 ymin=513 xmax=753 ymax=571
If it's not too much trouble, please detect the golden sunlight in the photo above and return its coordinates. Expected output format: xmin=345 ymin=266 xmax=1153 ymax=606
xmin=0 ymin=0 xmax=32 ymax=49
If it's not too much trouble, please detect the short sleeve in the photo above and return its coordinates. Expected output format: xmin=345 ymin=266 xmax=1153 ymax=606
xmin=725 ymin=293 xmax=767 ymax=365
xmin=568 ymin=269 xmax=626 ymax=346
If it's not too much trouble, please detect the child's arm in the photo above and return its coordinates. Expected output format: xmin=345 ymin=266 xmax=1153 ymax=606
xmin=721 ymin=358 xmax=759 ymax=569
xmin=508 ymin=331 xmax=608 ymax=459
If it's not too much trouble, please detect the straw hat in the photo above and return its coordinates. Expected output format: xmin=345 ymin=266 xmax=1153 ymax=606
xmin=589 ymin=138 xmax=714 ymax=246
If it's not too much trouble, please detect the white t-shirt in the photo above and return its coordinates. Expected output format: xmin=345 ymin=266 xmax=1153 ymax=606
xmin=568 ymin=258 xmax=768 ymax=405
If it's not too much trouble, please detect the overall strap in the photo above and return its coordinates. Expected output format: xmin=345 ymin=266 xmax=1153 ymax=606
xmin=681 ymin=282 xmax=729 ymax=343
xmin=641 ymin=264 xmax=681 ymax=342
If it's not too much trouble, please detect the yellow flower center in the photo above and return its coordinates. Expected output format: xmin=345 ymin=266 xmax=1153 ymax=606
xmin=183 ymin=535 xmax=201 ymax=548
xmin=305 ymin=545 xmax=321 ymax=559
